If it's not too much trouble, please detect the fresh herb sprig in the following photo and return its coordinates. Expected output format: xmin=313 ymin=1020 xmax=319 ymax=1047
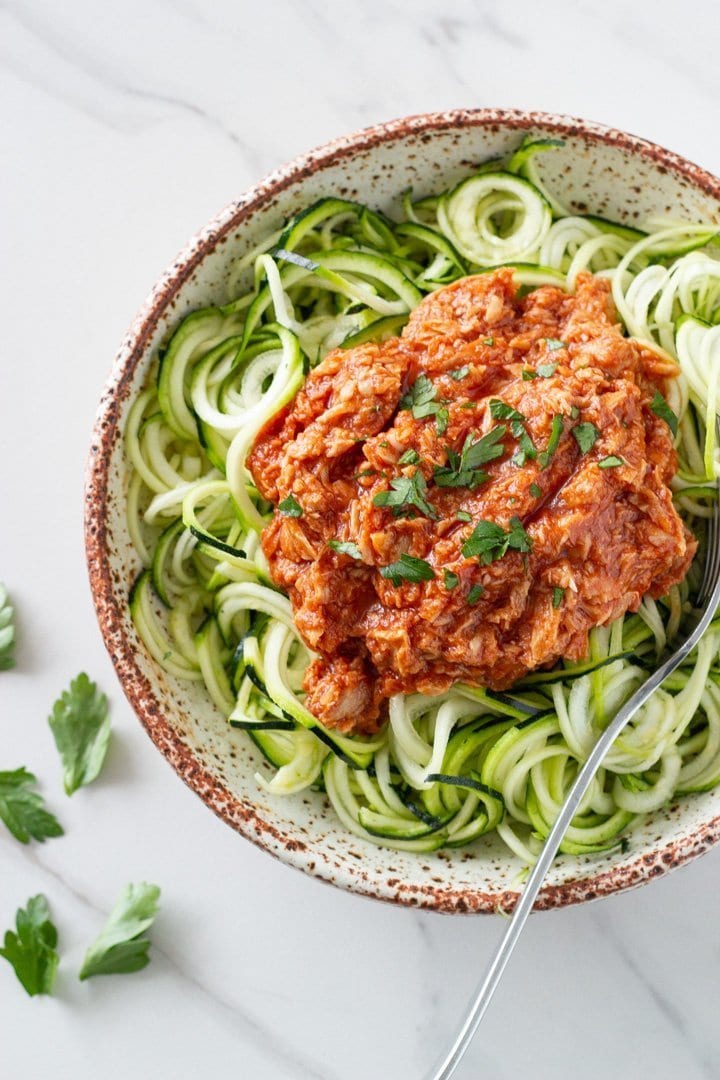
xmin=399 ymin=374 xmax=446 ymax=421
xmin=650 ymin=391 xmax=679 ymax=436
xmin=374 ymin=470 xmax=438 ymax=519
xmin=379 ymin=554 xmax=435 ymax=586
xmin=433 ymin=426 xmax=507 ymax=489
xmin=328 ymin=540 xmax=362 ymax=560
xmin=0 ymin=895 xmax=59 ymax=996
xmin=79 ymin=883 xmax=161 ymax=980
xmin=0 ymin=768 xmax=63 ymax=845
xmin=462 ymin=517 xmax=533 ymax=564
xmin=48 ymin=674 xmax=111 ymax=796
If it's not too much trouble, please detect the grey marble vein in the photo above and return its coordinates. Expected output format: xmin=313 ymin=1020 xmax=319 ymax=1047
xmin=0 ymin=2 xmax=265 ymax=174
xmin=589 ymin=906 xmax=716 ymax=1080
xmin=0 ymin=838 xmax=336 ymax=1080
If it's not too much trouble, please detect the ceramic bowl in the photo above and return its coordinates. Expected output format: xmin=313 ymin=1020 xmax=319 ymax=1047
xmin=85 ymin=109 xmax=720 ymax=913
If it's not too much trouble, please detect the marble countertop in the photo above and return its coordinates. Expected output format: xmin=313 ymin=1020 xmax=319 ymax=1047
xmin=3 ymin=2 xmax=720 ymax=1077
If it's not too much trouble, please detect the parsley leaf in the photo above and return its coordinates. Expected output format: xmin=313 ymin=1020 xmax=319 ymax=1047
xmin=530 ymin=482 xmax=543 ymax=498
xmin=0 ymin=895 xmax=59 ymax=996
xmin=599 ymin=455 xmax=624 ymax=468
xmin=461 ymin=427 xmax=508 ymax=472
xmin=434 ymin=426 xmax=507 ymax=489
xmin=522 ymin=363 xmax=556 ymax=380
xmin=572 ymin=422 xmax=599 ymax=454
xmin=552 ymin=586 xmax=565 ymax=608
xmin=443 ymin=570 xmax=459 ymax=590
xmin=650 ymin=391 xmax=679 ymax=436
xmin=278 ymin=495 xmax=303 ymax=518
xmin=456 ymin=510 xmax=472 ymax=522
xmin=570 ymin=405 xmax=580 ymax=420
xmin=379 ymin=554 xmax=435 ymax=586
xmin=462 ymin=516 xmax=532 ymax=564
xmin=0 ymin=768 xmax=63 ymax=844
xmin=79 ymin=883 xmax=161 ymax=980
xmin=488 ymin=403 xmax=540 ymax=467
xmin=489 ymin=400 xmax=526 ymax=423
xmin=450 ymin=366 xmax=469 ymax=381
xmin=512 ymin=423 xmax=537 ymax=467
xmin=467 ymin=584 xmax=485 ymax=605
xmin=48 ymin=674 xmax=111 ymax=796
xmin=400 ymin=374 xmax=445 ymax=420
xmin=537 ymin=362 xmax=558 ymax=378
xmin=374 ymin=470 xmax=438 ymax=519
xmin=545 ymin=338 xmax=567 ymax=351
xmin=398 ymin=449 xmax=420 ymax=465
xmin=328 ymin=540 xmax=362 ymax=560
xmin=539 ymin=415 xmax=565 ymax=469
xmin=0 ymin=584 xmax=15 ymax=670
xmin=436 ymin=407 xmax=449 ymax=436
xmin=483 ymin=337 xmax=495 ymax=346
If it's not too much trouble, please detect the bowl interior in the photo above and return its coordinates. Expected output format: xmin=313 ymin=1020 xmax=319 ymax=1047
xmin=86 ymin=111 xmax=720 ymax=912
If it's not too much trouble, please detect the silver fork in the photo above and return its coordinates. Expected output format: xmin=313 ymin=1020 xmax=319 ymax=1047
xmin=429 ymin=443 xmax=720 ymax=1080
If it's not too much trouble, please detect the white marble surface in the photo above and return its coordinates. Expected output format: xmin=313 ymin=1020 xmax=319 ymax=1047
xmin=3 ymin=2 xmax=720 ymax=1077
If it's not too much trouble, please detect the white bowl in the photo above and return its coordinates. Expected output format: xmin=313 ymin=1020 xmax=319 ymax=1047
xmin=85 ymin=109 xmax=720 ymax=913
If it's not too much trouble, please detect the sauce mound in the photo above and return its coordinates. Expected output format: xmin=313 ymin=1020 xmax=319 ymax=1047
xmin=248 ymin=270 xmax=696 ymax=735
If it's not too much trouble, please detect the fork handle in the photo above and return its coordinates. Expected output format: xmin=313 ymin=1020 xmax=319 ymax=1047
xmin=426 ymin=593 xmax=719 ymax=1080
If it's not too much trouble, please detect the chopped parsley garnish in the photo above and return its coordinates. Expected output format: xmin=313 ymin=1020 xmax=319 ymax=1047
xmin=530 ymin=482 xmax=543 ymax=498
xmin=537 ymin=362 xmax=558 ymax=378
xmin=522 ymin=363 xmax=557 ymax=380
xmin=0 ymin=895 xmax=59 ymax=996
xmin=570 ymin=405 xmax=580 ymax=420
xmin=373 ymin=470 xmax=437 ymax=519
xmin=379 ymin=440 xmax=390 ymax=448
xmin=552 ymin=586 xmax=565 ymax=608
xmin=650 ymin=391 xmax=679 ymax=436
xmin=398 ymin=449 xmax=420 ymax=465
xmin=512 ymin=424 xmax=537 ymax=467
xmin=599 ymin=455 xmax=624 ymax=469
xmin=538 ymin=415 xmax=564 ymax=469
xmin=328 ymin=540 xmax=362 ymax=560
xmin=436 ymin=407 xmax=449 ymax=436
xmin=433 ymin=426 xmax=507 ymax=489
xmin=459 ymin=401 xmax=477 ymax=410
xmin=443 ymin=570 xmax=459 ymax=590
xmin=461 ymin=516 xmax=532 ymax=564
xmin=489 ymin=400 xmax=526 ymax=423
xmin=489 ymin=401 xmax=540 ymax=466
xmin=278 ymin=494 xmax=303 ymax=518
xmin=450 ymin=366 xmax=470 ymax=381
xmin=399 ymin=374 xmax=446 ymax=420
xmin=380 ymin=554 xmax=435 ymax=586
xmin=456 ymin=510 xmax=472 ymax=522
xmin=483 ymin=337 xmax=495 ymax=346
xmin=545 ymin=338 xmax=567 ymax=351
xmin=354 ymin=468 xmax=376 ymax=479
xmin=572 ymin=421 xmax=599 ymax=454
xmin=79 ymin=883 xmax=161 ymax=980
xmin=467 ymin=584 xmax=485 ymax=605
xmin=48 ymin=674 xmax=111 ymax=796
xmin=0 ymin=768 xmax=63 ymax=845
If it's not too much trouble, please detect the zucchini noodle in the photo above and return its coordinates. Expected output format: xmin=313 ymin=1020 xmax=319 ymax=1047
xmin=125 ymin=137 xmax=720 ymax=858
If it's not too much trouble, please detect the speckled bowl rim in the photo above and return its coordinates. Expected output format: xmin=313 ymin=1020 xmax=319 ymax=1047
xmin=85 ymin=108 xmax=720 ymax=913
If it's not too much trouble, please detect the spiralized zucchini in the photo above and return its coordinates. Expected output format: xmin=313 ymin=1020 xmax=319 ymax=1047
xmin=126 ymin=137 xmax=720 ymax=859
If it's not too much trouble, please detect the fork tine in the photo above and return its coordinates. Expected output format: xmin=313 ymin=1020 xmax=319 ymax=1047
xmin=696 ymin=419 xmax=720 ymax=607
